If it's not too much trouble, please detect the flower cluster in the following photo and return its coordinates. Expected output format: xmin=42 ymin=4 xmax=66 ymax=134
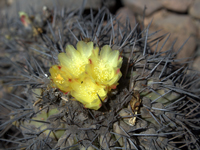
xmin=49 ymin=41 xmax=122 ymax=110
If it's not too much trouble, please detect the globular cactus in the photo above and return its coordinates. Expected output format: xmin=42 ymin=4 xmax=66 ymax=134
xmin=0 ymin=2 xmax=200 ymax=150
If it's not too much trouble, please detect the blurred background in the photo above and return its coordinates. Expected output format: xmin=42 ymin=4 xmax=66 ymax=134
xmin=0 ymin=0 xmax=200 ymax=71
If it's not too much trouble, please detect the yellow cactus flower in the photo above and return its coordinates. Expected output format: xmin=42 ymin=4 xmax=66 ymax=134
xmin=86 ymin=45 xmax=123 ymax=88
xmin=58 ymin=41 xmax=95 ymax=78
xmin=70 ymin=77 xmax=107 ymax=110
xmin=49 ymin=40 xmax=123 ymax=110
xmin=49 ymin=65 xmax=72 ymax=93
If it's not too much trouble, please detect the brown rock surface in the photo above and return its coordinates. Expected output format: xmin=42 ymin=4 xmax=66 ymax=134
xmin=193 ymin=56 xmax=200 ymax=71
xmin=122 ymin=0 xmax=163 ymax=16
xmin=145 ymin=11 xmax=197 ymax=59
xmin=116 ymin=7 xmax=136 ymax=29
xmin=162 ymin=0 xmax=193 ymax=13
xmin=145 ymin=10 xmax=197 ymax=35
xmin=193 ymin=19 xmax=200 ymax=39
xmin=150 ymin=30 xmax=196 ymax=60
xmin=189 ymin=0 xmax=200 ymax=19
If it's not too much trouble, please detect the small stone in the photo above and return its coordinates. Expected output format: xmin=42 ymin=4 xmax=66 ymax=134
xmin=98 ymin=115 xmax=105 ymax=121
xmin=122 ymin=0 xmax=163 ymax=16
xmin=193 ymin=18 xmax=200 ymax=39
xmin=99 ymin=132 xmax=115 ymax=149
xmin=162 ymin=0 xmax=193 ymax=13
xmin=144 ymin=10 xmax=197 ymax=60
xmin=120 ymin=118 xmax=133 ymax=131
xmin=134 ymin=80 xmax=147 ymax=91
xmin=139 ymin=128 xmax=157 ymax=149
xmin=116 ymin=7 xmax=136 ymax=29
xmin=153 ymin=14 xmax=197 ymax=36
xmin=152 ymin=103 xmax=164 ymax=115
xmin=136 ymin=119 xmax=148 ymax=129
xmin=189 ymin=0 xmax=200 ymax=19
xmin=80 ymin=146 xmax=95 ymax=150
xmin=156 ymin=137 xmax=173 ymax=150
xmin=113 ymin=122 xmax=125 ymax=147
xmin=89 ymin=125 xmax=97 ymax=129
xmin=193 ymin=56 xmax=200 ymax=71
xmin=77 ymin=112 xmax=88 ymax=122
xmin=116 ymin=121 xmax=132 ymax=135
xmin=113 ymin=121 xmax=137 ymax=148
xmin=147 ymin=78 xmax=161 ymax=90
xmin=144 ymin=9 xmax=168 ymax=27
xmin=142 ymin=97 xmax=152 ymax=108
xmin=55 ymin=131 xmax=76 ymax=148
xmin=140 ymin=107 xmax=152 ymax=118
xmin=119 ymin=109 xmax=130 ymax=117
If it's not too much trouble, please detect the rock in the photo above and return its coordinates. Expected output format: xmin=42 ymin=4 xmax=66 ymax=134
xmin=122 ymin=0 xmax=163 ymax=16
xmin=119 ymin=109 xmax=130 ymax=117
xmin=113 ymin=122 xmax=125 ymax=147
xmin=165 ymin=112 xmax=175 ymax=120
xmin=134 ymin=80 xmax=147 ymax=91
xmin=144 ymin=9 xmax=169 ymax=27
xmin=156 ymin=137 xmax=174 ymax=150
xmin=80 ymin=146 xmax=95 ymax=150
xmin=119 ymin=108 xmax=138 ymax=126
xmin=145 ymin=10 xmax=197 ymax=35
xmin=153 ymin=14 xmax=197 ymax=35
xmin=55 ymin=131 xmax=76 ymax=148
xmin=152 ymin=103 xmax=164 ymax=115
xmin=113 ymin=121 xmax=133 ymax=147
xmin=145 ymin=11 xmax=197 ymax=60
xmin=77 ymin=112 xmax=88 ymax=122
xmin=140 ymin=107 xmax=152 ymax=118
xmin=193 ymin=56 xmax=200 ymax=71
xmin=139 ymin=128 xmax=157 ymax=149
xmin=147 ymin=78 xmax=161 ymax=90
xmin=162 ymin=0 xmax=193 ymax=13
xmin=193 ymin=18 xmax=200 ymax=39
xmin=113 ymin=120 xmax=137 ymax=149
xmin=116 ymin=7 xmax=136 ymax=29
xmin=136 ymin=119 xmax=148 ymax=129
xmin=142 ymin=97 xmax=152 ymax=108
xmin=99 ymin=132 xmax=115 ymax=149
xmin=157 ymin=32 xmax=196 ymax=60
xmin=189 ymin=0 xmax=200 ymax=19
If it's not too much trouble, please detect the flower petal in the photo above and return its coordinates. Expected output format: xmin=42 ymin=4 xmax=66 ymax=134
xmin=107 ymin=50 xmax=120 ymax=68
xmin=70 ymin=77 xmax=107 ymax=110
xmin=58 ymin=45 xmax=86 ymax=78
xmin=77 ymin=41 xmax=93 ymax=60
xmin=49 ymin=65 xmax=72 ymax=93
xmin=100 ymin=45 xmax=112 ymax=61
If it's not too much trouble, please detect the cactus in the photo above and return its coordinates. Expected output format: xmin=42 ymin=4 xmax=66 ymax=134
xmin=0 ymin=3 xmax=200 ymax=150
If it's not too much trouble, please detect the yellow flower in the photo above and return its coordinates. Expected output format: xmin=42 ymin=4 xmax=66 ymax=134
xmin=49 ymin=41 xmax=123 ymax=110
xmin=86 ymin=45 xmax=122 ymax=88
xmin=58 ymin=41 xmax=94 ymax=78
xmin=49 ymin=65 xmax=72 ymax=93
xmin=70 ymin=77 xmax=107 ymax=110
